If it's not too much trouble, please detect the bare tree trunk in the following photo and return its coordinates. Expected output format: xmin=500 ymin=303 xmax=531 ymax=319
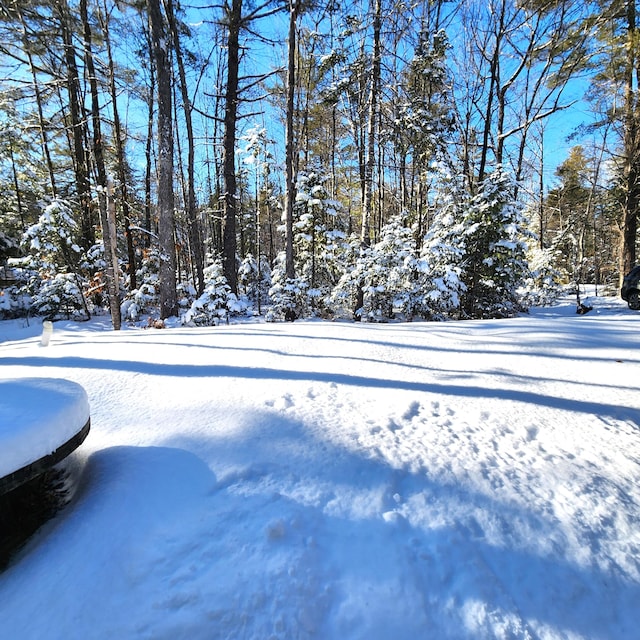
xmin=166 ymin=0 xmax=205 ymax=295
xmin=144 ymin=25 xmax=155 ymax=250
xmin=355 ymin=0 xmax=381 ymax=317
xmin=148 ymin=0 xmax=177 ymax=319
xmin=622 ymin=0 xmax=639 ymax=278
xmin=80 ymin=0 xmax=121 ymax=329
xmin=221 ymin=0 xmax=242 ymax=294
xmin=100 ymin=0 xmax=137 ymax=291
xmin=361 ymin=0 xmax=381 ymax=247
xmin=284 ymin=0 xmax=299 ymax=283
xmin=55 ymin=0 xmax=94 ymax=249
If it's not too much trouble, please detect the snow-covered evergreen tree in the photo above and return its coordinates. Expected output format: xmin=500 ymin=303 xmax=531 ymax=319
xmin=293 ymin=171 xmax=348 ymax=316
xmin=521 ymin=246 xmax=563 ymax=307
xmin=23 ymin=200 xmax=84 ymax=275
xmin=328 ymin=234 xmax=362 ymax=318
xmin=266 ymin=251 xmax=308 ymax=322
xmin=182 ymin=260 xmax=245 ymax=326
xmin=391 ymin=29 xmax=454 ymax=184
xmin=21 ymin=199 xmax=90 ymax=319
xmin=238 ymin=253 xmax=271 ymax=312
xmin=416 ymin=179 xmax=468 ymax=320
xmin=459 ymin=169 xmax=531 ymax=318
xmin=121 ymin=248 xmax=161 ymax=322
xmin=0 ymin=257 xmax=36 ymax=319
xmin=31 ymin=273 xmax=86 ymax=320
xmin=332 ymin=216 xmax=416 ymax=321
xmin=363 ymin=215 xmax=416 ymax=321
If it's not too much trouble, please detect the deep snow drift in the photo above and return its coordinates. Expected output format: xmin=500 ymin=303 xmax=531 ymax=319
xmin=0 ymin=294 xmax=638 ymax=639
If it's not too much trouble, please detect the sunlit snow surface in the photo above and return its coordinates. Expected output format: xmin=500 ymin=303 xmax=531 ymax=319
xmin=0 ymin=294 xmax=638 ymax=639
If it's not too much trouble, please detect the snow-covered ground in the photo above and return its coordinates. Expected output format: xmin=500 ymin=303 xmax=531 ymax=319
xmin=0 ymin=293 xmax=638 ymax=639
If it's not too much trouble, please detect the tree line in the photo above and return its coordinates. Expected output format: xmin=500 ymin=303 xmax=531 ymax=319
xmin=0 ymin=0 xmax=638 ymax=326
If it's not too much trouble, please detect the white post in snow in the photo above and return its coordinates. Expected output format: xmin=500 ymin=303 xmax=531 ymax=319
xmin=40 ymin=320 xmax=53 ymax=347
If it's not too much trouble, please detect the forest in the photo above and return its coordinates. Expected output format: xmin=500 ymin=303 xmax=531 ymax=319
xmin=0 ymin=0 xmax=638 ymax=327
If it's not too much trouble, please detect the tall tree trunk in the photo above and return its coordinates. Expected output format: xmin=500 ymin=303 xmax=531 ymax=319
xmin=166 ymin=0 xmax=205 ymax=294
xmin=361 ymin=0 xmax=381 ymax=248
xmin=622 ymin=0 xmax=639 ymax=278
xmin=80 ymin=0 xmax=121 ymax=329
xmin=56 ymin=0 xmax=94 ymax=249
xmin=144 ymin=23 xmax=155 ymax=250
xmin=222 ymin=0 xmax=242 ymax=294
xmin=284 ymin=0 xmax=299 ymax=282
xmin=148 ymin=0 xmax=178 ymax=319
xmin=355 ymin=0 xmax=381 ymax=317
xmin=100 ymin=0 xmax=137 ymax=290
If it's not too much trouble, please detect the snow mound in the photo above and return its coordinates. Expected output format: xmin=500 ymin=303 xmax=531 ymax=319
xmin=0 ymin=378 xmax=89 ymax=478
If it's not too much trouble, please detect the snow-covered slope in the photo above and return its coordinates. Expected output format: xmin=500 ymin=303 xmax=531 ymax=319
xmin=0 ymin=294 xmax=638 ymax=639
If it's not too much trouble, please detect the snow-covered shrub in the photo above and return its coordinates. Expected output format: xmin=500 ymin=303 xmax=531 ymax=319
xmin=238 ymin=253 xmax=271 ymax=310
xmin=22 ymin=200 xmax=84 ymax=274
xmin=31 ymin=272 xmax=87 ymax=320
xmin=329 ymin=235 xmax=363 ymax=319
xmin=266 ymin=252 xmax=308 ymax=322
xmin=177 ymin=280 xmax=197 ymax=311
xmin=19 ymin=200 xmax=93 ymax=320
xmin=0 ymin=258 xmax=35 ymax=318
xmin=181 ymin=261 xmax=243 ymax=326
xmin=520 ymin=247 xmax=563 ymax=307
xmin=360 ymin=215 xmax=417 ymax=321
xmin=120 ymin=248 xmax=160 ymax=321
xmin=416 ymin=189 xmax=468 ymax=320
xmin=121 ymin=283 xmax=157 ymax=322
xmin=78 ymin=243 xmax=119 ymax=314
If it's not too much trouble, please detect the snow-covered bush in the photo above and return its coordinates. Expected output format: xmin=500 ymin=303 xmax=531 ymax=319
xmin=31 ymin=272 xmax=87 ymax=320
xmin=177 ymin=280 xmax=197 ymax=311
xmin=266 ymin=252 xmax=308 ymax=322
xmin=238 ymin=253 xmax=271 ymax=311
xmin=359 ymin=215 xmax=417 ymax=321
xmin=19 ymin=200 xmax=92 ymax=320
xmin=520 ymin=247 xmax=563 ymax=307
xmin=329 ymin=235 xmax=363 ymax=319
xmin=416 ymin=206 xmax=467 ymax=320
xmin=182 ymin=261 xmax=244 ymax=326
xmin=120 ymin=248 xmax=160 ymax=321
xmin=121 ymin=283 xmax=157 ymax=322
xmin=22 ymin=200 xmax=84 ymax=275
xmin=330 ymin=217 xmax=418 ymax=322
xmin=0 ymin=258 xmax=35 ymax=318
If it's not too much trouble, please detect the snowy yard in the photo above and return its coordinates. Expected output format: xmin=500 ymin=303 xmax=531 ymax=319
xmin=0 ymin=294 xmax=639 ymax=639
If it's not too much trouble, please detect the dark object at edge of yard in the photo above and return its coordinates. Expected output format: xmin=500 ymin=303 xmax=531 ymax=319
xmin=621 ymin=265 xmax=640 ymax=310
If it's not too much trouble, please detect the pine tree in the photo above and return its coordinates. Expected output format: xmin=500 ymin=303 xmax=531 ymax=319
xmin=460 ymin=168 xmax=531 ymax=319
xmin=293 ymin=170 xmax=348 ymax=316
xmin=332 ymin=214 xmax=415 ymax=322
xmin=182 ymin=260 xmax=243 ymax=326
xmin=416 ymin=175 xmax=468 ymax=320
xmin=22 ymin=200 xmax=90 ymax=320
